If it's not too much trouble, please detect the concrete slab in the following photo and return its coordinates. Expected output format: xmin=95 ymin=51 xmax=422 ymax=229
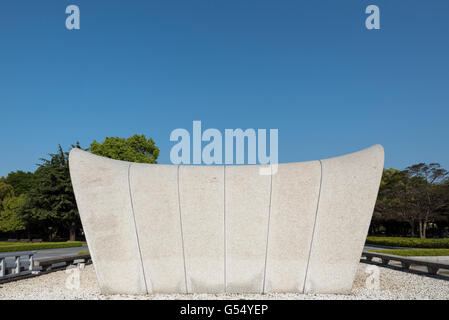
xmin=304 ymin=145 xmax=384 ymax=294
xmin=69 ymin=149 xmax=147 ymax=294
xmin=225 ymin=165 xmax=271 ymax=293
xmin=264 ymin=161 xmax=321 ymax=293
xmin=178 ymin=166 xmax=225 ymax=293
xmin=129 ymin=163 xmax=186 ymax=293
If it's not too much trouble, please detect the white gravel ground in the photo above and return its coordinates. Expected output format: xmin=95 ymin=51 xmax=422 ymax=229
xmin=0 ymin=262 xmax=448 ymax=300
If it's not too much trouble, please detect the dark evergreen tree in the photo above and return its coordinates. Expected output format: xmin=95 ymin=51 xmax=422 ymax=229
xmin=21 ymin=143 xmax=82 ymax=241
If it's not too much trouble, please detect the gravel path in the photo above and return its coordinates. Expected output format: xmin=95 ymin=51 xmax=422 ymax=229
xmin=0 ymin=262 xmax=448 ymax=300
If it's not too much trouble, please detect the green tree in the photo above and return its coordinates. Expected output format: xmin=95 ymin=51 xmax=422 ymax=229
xmin=22 ymin=145 xmax=80 ymax=241
xmin=405 ymin=163 xmax=449 ymax=238
xmin=90 ymin=134 xmax=159 ymax=163
xmin=5 ymin=170 xmax=34 ymax=195
xmin=374 ymin=168 xmax=417 ymax=236
xmin=374 ymin=164 xmax=449 ymax=238
xmin=0 ymin=177 xmax=15 ymax=210
xmin=0 ymin=194 xmax=26 ymax=233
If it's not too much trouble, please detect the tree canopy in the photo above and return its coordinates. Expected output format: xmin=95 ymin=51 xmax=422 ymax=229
xmin=0 ymin=177 xmax=14 ymax=209
xmin=0 ymin=177 xmax=26 ymax=234
xmin=0 ymin=194 xmax=26 ymax=233
xmin=5 ymin=170 xmax=34 ymax=195
xmin=90 ymin=134 xmax=159 ymax=163
xmin=374 ymin=164 xmax=449 ymax=238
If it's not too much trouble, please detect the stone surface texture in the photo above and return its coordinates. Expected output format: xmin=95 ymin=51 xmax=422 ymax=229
xmin=69 ymin=145 xmax=384 ymax=294
xmin=179 ymin=166 xmax=225 ymax=293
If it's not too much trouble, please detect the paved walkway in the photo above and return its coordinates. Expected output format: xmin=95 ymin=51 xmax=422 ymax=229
xmin=364 ymin=244 xmax=415 ymax=251
xmin=31 ymin=245 xmax=88 ymax=259
xmin=364 ymin=244 xmax=449 ymax=265
xmin=1 ymin=245 xmax=88 ymax=268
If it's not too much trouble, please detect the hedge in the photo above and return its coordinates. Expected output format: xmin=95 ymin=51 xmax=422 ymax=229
xmin=369 ymin=249 xmax=449 ymax=256
xmin=0 ymin=241 xmax=83 ymax=253
xmin=366 ymin=236 xmax=449 ymax=248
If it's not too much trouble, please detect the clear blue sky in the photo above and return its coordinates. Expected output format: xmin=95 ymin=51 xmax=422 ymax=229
xmin=1 ymin=0 xmax=448 ymax=177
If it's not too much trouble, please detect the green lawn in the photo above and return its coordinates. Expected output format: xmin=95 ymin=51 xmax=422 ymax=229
xmin=369 ymin=248 xmax=449 ymax=256
xmin=0 ymin=241 xmax=83 ymax=253
xmin=366 ymin=236 xmax=449 ymax=248
xmin=78 ymin=250 xmax=89 ymax=255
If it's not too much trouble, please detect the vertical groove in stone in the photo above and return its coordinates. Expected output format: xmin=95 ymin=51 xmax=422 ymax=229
xmin=302 ymin=160 xmax=323 ymax=293
xmin=177 ymin=165 xmax=188 ymax=293
xmin=127 ymin=163 xmax=149 ymax=294
xmin=223 ymin=165 xmax=227 ymax=293
xmin=262 ymin=165 xmax=274 ymax=294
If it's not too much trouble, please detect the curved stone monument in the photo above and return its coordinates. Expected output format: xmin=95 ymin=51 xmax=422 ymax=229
xmin=69 ymin=144 xmax=384 ymax=294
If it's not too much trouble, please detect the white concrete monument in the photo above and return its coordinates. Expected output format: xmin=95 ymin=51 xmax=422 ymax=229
xmin=69 ymin=144 xmax=384 ymax=294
